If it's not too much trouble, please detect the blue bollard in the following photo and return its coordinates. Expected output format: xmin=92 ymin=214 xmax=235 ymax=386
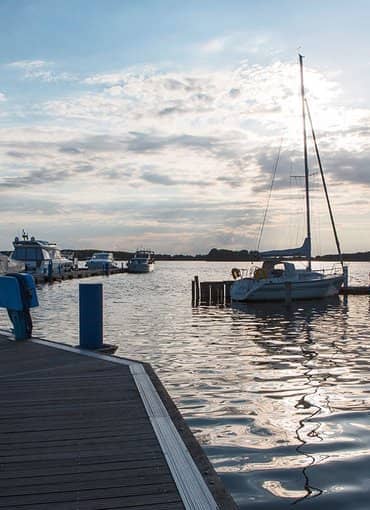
xmin=79 ymin=283 xmax=103 ymax=349
xmin=0 ymin=273 xmax=39 ymax=341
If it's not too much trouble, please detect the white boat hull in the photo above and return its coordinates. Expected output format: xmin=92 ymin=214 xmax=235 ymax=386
xmin=127 ymin=263 xmax=154 ymax=273
xmin=231 ymin=275 xmax=343 ymax=302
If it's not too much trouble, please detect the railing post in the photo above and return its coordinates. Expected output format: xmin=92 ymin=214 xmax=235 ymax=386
xmin=79 ymin=283 xmax=103 ymax=349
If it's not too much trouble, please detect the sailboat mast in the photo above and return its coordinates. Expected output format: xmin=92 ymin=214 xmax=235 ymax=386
xmin=299 ymin=54 xmax=312 ymax=270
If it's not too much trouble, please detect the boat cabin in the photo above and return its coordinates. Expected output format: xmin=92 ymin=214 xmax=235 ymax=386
xmin=254 ymin=260 xmax=298 ymax=280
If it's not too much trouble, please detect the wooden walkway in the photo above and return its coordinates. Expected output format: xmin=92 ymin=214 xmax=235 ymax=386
xmin=33 ymin=266 xmax=125 ymax=285
xmin=0 ymin=334 xmax=237 ymax=510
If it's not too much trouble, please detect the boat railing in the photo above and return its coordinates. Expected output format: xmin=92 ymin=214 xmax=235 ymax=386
xmin=237 ymin=265 xmax=258 ymax=279
xmin=315 ymin=263 xmax=343 ymax=277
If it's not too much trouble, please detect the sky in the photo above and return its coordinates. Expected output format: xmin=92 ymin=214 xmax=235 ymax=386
xmin=1 ymin=0 xmax=370 ymax=254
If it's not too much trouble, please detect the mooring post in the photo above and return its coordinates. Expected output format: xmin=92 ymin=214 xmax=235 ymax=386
xmin=79 ymin=283 xmax=103 ymax=349
xmin=343 ymin=266 xmax=349 ymax=288
xmin=194 ymin=275 xmax=200 ymax=306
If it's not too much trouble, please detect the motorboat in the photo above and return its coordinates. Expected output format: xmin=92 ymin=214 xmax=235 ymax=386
xmin=231 ymin=55 xmax=345 ymax=302
xmin=127 ymin=250 xmax=155 ymax=273
xmin=10 ymin=231 xmax=73 ymax=275
xmin=85 ymin=252 xmax=117 ymax=270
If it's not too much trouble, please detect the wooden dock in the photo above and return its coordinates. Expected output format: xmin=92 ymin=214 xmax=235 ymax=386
xmin=0 ymin=333 xmax=237 ymax=509
xmin=192 ymin=277 xmax=370 ymax=306
xmin=33 ymin=266 xmax=126 ymax=285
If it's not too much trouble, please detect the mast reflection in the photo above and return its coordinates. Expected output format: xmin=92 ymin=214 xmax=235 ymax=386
xmin=230 ymin=296 xmax=345 ymax=504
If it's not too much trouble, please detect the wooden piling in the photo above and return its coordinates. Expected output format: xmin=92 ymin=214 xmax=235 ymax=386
xmin=194 ymin=275 xmax=200 ymax=306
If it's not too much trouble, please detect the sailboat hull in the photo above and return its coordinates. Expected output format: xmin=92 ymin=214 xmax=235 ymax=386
xmin=231 ymin=275 xmax=344 ymax=302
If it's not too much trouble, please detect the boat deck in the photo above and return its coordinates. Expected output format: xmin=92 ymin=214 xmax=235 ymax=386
xmin=0 ymin=334 xmax=237 ymax=509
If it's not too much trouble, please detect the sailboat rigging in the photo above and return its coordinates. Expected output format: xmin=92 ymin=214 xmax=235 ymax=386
xmin=231 ymin=55 xmax=345 ymax=302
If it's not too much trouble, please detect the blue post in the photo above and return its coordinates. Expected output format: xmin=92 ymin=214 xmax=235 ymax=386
xmin=79 ymin=283 xmax=103 ymax=349
xmin=0 ymin=273 xmax=39 ymax=341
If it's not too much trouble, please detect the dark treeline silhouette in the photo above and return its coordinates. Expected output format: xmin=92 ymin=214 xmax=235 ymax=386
xmin=2 ymin=248 xmax=370 ymax=262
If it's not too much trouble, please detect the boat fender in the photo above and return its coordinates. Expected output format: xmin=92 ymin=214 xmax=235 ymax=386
xmin=254 ymin=268 xmax=267 ymax=280
xmin=231 ymin=268 xmax=241 ymax=280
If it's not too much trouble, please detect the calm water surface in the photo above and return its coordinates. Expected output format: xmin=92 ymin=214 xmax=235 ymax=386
xmin=1 ymin=261 xmax=370 ymax=509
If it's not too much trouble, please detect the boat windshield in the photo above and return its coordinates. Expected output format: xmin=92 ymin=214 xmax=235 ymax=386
xmin=12 ymin=246 xmax=44 ymax=261
xmin=92 ymin=253 xmax=111 ymax=260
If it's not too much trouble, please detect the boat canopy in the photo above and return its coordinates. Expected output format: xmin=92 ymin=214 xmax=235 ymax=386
xmin=260 ymin=237 xmax=310 ymax=259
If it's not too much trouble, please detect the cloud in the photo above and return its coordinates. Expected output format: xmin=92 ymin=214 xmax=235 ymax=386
xmin=199 ymin=32 xmax=280 ymax=57
xmin=2 ymin=59 xmax=370 ymax=252
xmin=7 ymin=60 xmax=75 ymax=82
xmin=8 ymin=60 xmax=48 ymax=70
xmin=200 ymin=36 xmax=229 ymax=54
xmin=0 ymin=195 xmax=62 ymax=215
xmin=0 ymin=168 xmax=73 ymax=188
xmin=325 ymin=150 xmax=370 ymax=186
xmin=141 ymin=170 xmax=212 ymax=187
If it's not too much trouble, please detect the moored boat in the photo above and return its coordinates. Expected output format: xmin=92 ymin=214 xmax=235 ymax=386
xmin=127 ymin=250 xmax=155 ymax=273
xmin=231 ymin=55 xmax=345 ymax=303
xmin=85 ymin=252 xmax=117 ymax=270
xmin=10 ymin=231 xmax=73 ymax=275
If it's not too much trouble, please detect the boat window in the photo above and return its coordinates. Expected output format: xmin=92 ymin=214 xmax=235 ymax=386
xmin=12 ymin=247 xmax=26 ymax=260
xmin=271 ymin=269 xmax=284 ymax=277
xmin=50 ymin=249 xmax=61 ymax=258
xmin=12 ymin=247 xmax=44 ymax=260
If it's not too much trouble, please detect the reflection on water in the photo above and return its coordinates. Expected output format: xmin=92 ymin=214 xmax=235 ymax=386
xmin=0 ymin=261 xmax=369 ymax=509
xmin=218 ymin=295 xmax=370 ymax=508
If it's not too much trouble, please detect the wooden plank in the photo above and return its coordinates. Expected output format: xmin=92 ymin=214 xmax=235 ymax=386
xmin=6 ymin=493 xmax=184 ymax=510
xmin=0 ymin=465 xmax=171 ymax=489
xmin=0 ymin=424 xmax=155 ymax=443
xmin=0 ymin=457 xmax=167 ymax=479
xmin=0 ymin=470 xmax=177 ymax=497
xmin=0 ymin=482 xmax=178 ymax=507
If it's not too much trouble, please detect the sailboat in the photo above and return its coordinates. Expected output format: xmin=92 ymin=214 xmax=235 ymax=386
xmin=231 ymin=55 xmax=345 ymax=302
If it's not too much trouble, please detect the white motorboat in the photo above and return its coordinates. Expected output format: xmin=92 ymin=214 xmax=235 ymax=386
xmin=86 ymin=252 xmax=117 ymax=270
xmin=10 ymin=231 xmax=73 ymax=275
xmin=127 ymin=250 xmax=155 ymax=273
xmin=231 ymin=55 xmax=345 ymax=303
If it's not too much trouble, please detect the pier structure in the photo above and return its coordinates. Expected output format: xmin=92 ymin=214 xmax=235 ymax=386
xmin=192 ymin=276 xmax=370 ymax=306
xmin=0 ymin=331 xmax=237 ymax=509
xmin=32 ymin=265 xmax=126 ymax=284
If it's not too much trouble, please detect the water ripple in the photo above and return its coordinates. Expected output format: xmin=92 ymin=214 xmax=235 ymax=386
xmin=1 ymin=261 xmax=370 ymax=508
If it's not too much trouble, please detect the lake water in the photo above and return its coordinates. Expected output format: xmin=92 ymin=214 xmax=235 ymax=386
xmin=1 ymin=261 xmax=369 ymax=509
